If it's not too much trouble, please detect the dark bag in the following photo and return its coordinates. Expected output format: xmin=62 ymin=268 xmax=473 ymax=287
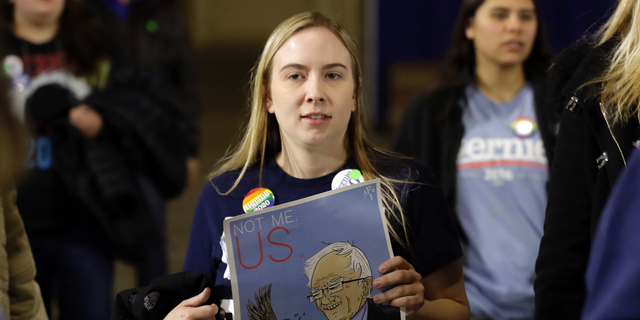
xmin=112 ymin=272 xmax=220 ymax=320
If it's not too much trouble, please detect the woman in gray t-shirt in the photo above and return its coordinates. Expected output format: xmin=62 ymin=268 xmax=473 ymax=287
xmin=393 ymin=0 xmax=556 ymax=319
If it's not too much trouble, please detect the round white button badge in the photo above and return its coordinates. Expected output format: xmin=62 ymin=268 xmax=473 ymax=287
xmin=331 ymin=169 xmax=365 ymax=190
xmin=3 ymin=55 xmax=23 ymax=78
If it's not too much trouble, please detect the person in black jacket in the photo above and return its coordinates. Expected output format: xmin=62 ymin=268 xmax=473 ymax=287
xmin=84 ymin=0 xmax=200 ymax=166
xmin=533 ymin=0 xmax=640 ymax=318
xmin=1 ymin=0 xmax=190 ymax=319
xmin=83 ymin=0 xmax=201 ymax=288
xmin=392 ymin=0 xmax=555 ymax=318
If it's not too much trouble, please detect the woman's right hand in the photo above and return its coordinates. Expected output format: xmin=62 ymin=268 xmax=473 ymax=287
xmin=164 ymin=287 xmax=219 ymax=320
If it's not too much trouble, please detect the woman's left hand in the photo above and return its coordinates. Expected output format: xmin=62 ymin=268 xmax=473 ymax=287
xmin=372 ymin=256 xmax=425 ymax=314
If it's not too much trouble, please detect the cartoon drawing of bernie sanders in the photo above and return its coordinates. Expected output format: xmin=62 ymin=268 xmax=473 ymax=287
xmin=246 ymin=242 xmax=400 ymax=320
xmin=303 ymin=242 xmax=400 ymax=320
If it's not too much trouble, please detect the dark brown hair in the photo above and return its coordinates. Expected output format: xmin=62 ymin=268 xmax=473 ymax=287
xmin=446 ymin=0 xmax=553 ymax=84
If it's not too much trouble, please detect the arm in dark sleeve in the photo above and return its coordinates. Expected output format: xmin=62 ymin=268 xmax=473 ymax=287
xmin=86 ymin=66 xmax=191 ymax=198
xmin=159 ymin=3 xmax=199 ymax=118
xmin=582 ymin=152 xmax=640 ymax=320
xmin=158 ymin=4 xmax=200 ymax=156
xmin=534 ymin=108 xmax=592 ymax=320
xmin=182 ymin=184 xmax=219 ymax=283
xmin=398 ymin=163 xmax=462 ymax=277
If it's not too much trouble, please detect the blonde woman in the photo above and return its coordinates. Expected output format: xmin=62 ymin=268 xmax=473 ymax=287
xmin=0 ymin=78 xmax=48 ymax=319
xmin=534 ymin=0 xmax=640 ymax=319
xmin=167 ymin=12 xmax=470 ymax=320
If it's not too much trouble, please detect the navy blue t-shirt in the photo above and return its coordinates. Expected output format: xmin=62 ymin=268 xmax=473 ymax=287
xmin=182 ymin=155 xmax=462 ymax=318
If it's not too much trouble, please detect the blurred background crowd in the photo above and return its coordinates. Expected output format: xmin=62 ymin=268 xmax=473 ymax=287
xmin=2 ymin=0 xmax=635 ymax=319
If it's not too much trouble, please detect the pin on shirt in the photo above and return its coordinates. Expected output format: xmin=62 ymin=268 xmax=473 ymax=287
xmin=242 ymin=187 xmax=275 ymax=213
xmin=3 ymin=55 xmax=30 ymax=92
xmin=146 ymin=20 xmax=159 ymax=33
xmin=510 ymin=117 xmax=538 ymax=139
xmin=331 ymin=169 xmax=365 ymax=190
xmin=4 ymin=55 xmax=23 ymax=76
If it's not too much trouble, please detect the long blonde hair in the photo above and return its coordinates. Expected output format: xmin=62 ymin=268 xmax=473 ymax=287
xmin=209 ymin=12 xmax=411 ymax=248
xmin=594 ymin=0 xmax=640 ymax=123
xmin=0 ymin=77 xmax=25 ymax=189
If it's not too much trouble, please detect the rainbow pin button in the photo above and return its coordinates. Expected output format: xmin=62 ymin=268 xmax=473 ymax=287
xmin=510 ymin=117 xmax=537 ymax=138
xmin=242 ymin=188 xmax=275 ymax=213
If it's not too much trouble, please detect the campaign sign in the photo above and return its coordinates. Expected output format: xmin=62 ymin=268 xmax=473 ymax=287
xmin=224 ymin=179 xmax=404 ymax=320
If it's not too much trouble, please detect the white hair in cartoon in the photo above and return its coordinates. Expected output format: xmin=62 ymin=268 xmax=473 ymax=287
xmin=303 ymin=241 xmax=372 ymax=294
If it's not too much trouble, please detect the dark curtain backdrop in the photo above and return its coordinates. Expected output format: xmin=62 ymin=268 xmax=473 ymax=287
xmin=377 ymin=0 xmax=616 ymax=127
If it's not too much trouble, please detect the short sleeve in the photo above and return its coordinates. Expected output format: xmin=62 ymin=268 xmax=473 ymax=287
xmin=182 ymin=183 xmax=219 ymax=282
xmin=393 ymin=163 xmax=463 ymax=276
